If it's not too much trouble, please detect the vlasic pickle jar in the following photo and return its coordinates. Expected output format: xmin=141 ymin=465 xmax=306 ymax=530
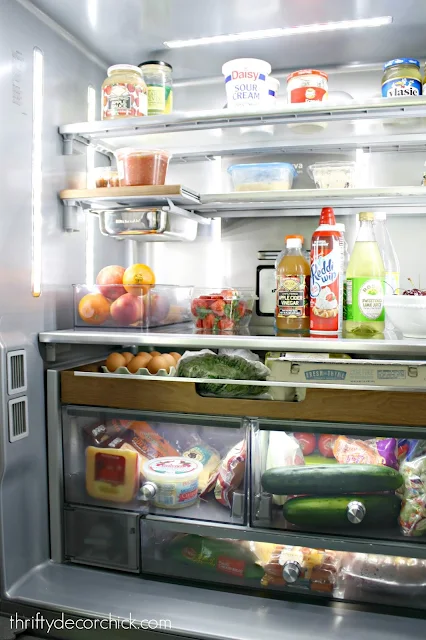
xmin=382 ymin=58 xmax=422 ymax=98
xmin=139 ymin=61 xmax=173 ymax=115
xmin=102 ymin=64 xmax=148 ymax=120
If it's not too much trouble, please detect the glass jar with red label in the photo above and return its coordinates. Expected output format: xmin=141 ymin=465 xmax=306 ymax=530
xmin=287 ymin=69 xmax=328 ymax=104
xmin=102 ymin=64 xmax=148 ymax=120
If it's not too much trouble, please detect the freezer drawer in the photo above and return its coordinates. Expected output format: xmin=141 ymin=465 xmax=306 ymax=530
xmin=251 ymin=421 xmax=426 ymax=544
xmin=62 ymin=407 xmax=247 ymax=524
xmin=140 ymin=519 xmax=426 ymax=612
xmin=64 ymin=506 xmax=140 ymax=572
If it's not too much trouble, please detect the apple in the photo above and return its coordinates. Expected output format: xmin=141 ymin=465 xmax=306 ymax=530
xmin=96 ymin=265 xmax=126 ymax=300
xmin=110 ymin=293 xmax=143 ymax=326
xmin=294 ymin=432 xmax=316 ymax=456
xmin=318 ymin=434 xmax=337 ymax=458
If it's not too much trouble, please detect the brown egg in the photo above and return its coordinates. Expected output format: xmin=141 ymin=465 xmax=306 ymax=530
xmin=169 ymin=352 xmax=181 ymax=363
xmin=147 ymin=355 xmax=169 ymax=374
xmin=162 ymin=354 xmax=176 ymax=370
xmin=128 ymin=352 xmax=152 ymax=374
xmin=106 ymin=352 xmax=126 ymax=372
xmin=150 ymin=350 xmax=161 ymax=358
xmin=121 ymin=352 xmax=134 ymax=365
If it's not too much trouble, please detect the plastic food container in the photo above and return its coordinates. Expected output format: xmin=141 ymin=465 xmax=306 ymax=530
xmin=308 ymin=162 xmax=357 ymax=189
xmin=222 ymin=58 xmax=271 ymax=109
xmin=74 ymin=284 xmax=193 ymax=329
xmin=94 ymin=167 xmax=119 ymax=188
xmin=115 ymin=148 xmax=170 ymax=186
xmin=287 ymin=69 xmax=328 ymax=104
xmin=191 ymin=287 xmax=256 ymax=332
xmin=142 ymin=457 xmax=203 ymax=509
xmin=228 ymin=162 xmax=297 ymax=191
xmin=268 ymin=76 xmax=280 ymax=102
xmin=384 ymin=295 xmax=426 ymax=338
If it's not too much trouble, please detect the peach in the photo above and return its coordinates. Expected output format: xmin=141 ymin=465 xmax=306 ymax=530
xmin=110 ymin=293 xmax=143 ymax=326
xmin=149 ymin=293 xmax=170 ymax=324
xmin=96 ymin=265 xmax=126 ymax=300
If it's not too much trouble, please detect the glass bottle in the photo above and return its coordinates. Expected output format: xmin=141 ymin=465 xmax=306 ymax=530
xmin=345 ymin=212 xmax=385 ymax=336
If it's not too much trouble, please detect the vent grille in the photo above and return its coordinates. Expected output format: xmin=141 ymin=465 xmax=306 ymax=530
xmin=8 ymin=397 xmax=29 ymax=442
xmin=7 ymin=350 xmax=27 ymax=395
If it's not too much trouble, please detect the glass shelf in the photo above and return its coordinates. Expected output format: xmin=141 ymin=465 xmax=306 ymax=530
xmin=59 ymin=98 xmax=426 ymax=160
xmin=39 ymin=324 xmax=426 ymax=357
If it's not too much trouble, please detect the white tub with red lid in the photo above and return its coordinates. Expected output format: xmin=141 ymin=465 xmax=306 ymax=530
xmin=287 ymin=69 xmax=328 ymax=104
xmin=143 ymin=456 xmax=203 ymax=509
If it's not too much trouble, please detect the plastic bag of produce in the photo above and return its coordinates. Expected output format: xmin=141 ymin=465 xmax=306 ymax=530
xmin=399 ymin=454 xmax=426 ymax=536
xmin=266 ymin=432 xmax=305 ymax=506
xmin=177 ymin=349 xmax=271 ymax=398
xmin=168 ymin=534 xmax=264 ymax=580
xmin=333 ymin=436 xmax=398 ymax=469
xmin=208 ymin=439 xmax=246 ymax=508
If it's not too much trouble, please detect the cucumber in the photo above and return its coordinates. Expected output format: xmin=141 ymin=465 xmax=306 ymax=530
xmin=261 ymin=464 xmax=403 ymax=496
xmin=283 ymin=494 xmax=401 ymax=528
xmin=305 ymin=455 xmax=338 ymax=465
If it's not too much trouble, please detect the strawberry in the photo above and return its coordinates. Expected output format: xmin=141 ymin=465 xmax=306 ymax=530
xmin=195 ymin=319 xmax=204 ymax=329
xmin=236 ymin=300 xmax=247 ymax=318
xmin=210 ymin=299 xmax=226 ymax=316
xmin=218 ymin=318 xmax=235 ymax=331
xmin=203 ymin=313 xmax=217 ymax=330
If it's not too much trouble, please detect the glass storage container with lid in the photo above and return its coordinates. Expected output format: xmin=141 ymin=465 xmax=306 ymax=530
xmin=139 ymin=61 xmax=173 ymax=115
xmin=381 ymin=58 xmax=422 ymax=98
xmin=102 ymin=64 xmax=148 ymax=120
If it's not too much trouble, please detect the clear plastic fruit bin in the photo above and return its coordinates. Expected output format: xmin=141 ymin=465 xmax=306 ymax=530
xmin=228 ymin=163 xmax=297 ymax=192
xmin=74 ymin=284 xmax=193 ymax=329
xmin=384 ymin=294 xmax=426 ymax=339
xmin=308 ymin=162 xmax=357 ymax=189
xmin=190 ymin=288 xmax=256 ymax=332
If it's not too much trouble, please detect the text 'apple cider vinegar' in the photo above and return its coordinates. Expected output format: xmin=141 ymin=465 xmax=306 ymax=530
xmin=275 ymin=235 xmax=310 ymax=335
xmin=310 ymin=207 xmax=343 ymax=335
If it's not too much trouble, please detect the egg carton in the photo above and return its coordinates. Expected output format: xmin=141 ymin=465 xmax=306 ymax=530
xmin=101 ymin=366 xmax=176 ymax=377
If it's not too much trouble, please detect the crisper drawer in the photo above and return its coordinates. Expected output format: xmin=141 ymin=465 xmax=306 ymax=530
xmin=252 ymin=421 xmax=426 ymax=544
xmin=63 ymin=407 xmax=247 ymax=525
xmin=64 ymin=506 xmax=140 ymax=572
xmin=60 ymin=364 xmax=426 ymax=426
xmin=140 ymin=519 xmax=426 ymax=612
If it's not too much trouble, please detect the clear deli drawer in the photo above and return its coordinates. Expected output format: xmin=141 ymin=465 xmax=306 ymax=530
xmin=62 ymin=407 xmax=247 ymax=524
xmin=140 ymin=519 xmax=426 ymax=612
xmin=251 ymin=422 xmax=425 ymax=543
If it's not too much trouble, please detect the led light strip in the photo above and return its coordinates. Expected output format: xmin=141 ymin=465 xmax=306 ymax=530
xmin=31 ymin=47 xmax=44 ymax=297
xmin=85 ymin=85 xmax=96 ymax=285
xmin=164 ymin=16 xmax=392 ymax=48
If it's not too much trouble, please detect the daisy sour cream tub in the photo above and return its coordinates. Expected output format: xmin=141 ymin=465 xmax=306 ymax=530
xmin=222 ymin=58 xmax=271 ymax=108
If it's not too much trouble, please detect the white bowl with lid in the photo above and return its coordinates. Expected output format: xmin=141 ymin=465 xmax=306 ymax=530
xmin=142 ymin=456 xmax=203 ymax=509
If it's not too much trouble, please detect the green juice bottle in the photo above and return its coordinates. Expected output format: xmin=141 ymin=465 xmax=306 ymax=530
xmin=344 ymin=212 xmax=385 ymax=336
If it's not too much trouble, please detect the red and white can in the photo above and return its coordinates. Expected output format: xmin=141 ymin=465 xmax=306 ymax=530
xmin=310 ymin=207 xmax=343 ymax=335
xmin=287 ymin=69 xmax=328 ymax=104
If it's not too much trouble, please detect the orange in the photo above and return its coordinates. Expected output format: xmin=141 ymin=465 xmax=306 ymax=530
xmin=78 ymin=293 xmax=110 ymax=325
xmin=123 ymin=264 xmax=155 ymax=296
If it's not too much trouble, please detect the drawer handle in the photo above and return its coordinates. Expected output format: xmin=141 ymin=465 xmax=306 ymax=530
xmin=139 ymin=481 xmax=157 ymax=501
xmin=282 ymin=561 xmax=301 ymax=583
xmin=347 ymin=500 xmax=366 ymax=524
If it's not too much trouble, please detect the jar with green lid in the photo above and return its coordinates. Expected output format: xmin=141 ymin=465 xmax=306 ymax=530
xmin=381 ymin=58 xmax=422 ymax=98
xmin=139 ymin=61 xmax=173 ymax=115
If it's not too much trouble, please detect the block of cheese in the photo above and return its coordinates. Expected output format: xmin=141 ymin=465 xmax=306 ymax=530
xmin=183 ymin=442 xmax=221 ymax=493
xmin=86 ymin=446 xmax=139 ymax=503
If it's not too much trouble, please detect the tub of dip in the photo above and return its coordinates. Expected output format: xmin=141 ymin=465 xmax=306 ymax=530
xmin=143 ymin=456 xmax=203 ymax=509
xmin=115 ymin=148 xmax=170 ymax=186
xmin=222 ymin=58 xmax=271 ymax=109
